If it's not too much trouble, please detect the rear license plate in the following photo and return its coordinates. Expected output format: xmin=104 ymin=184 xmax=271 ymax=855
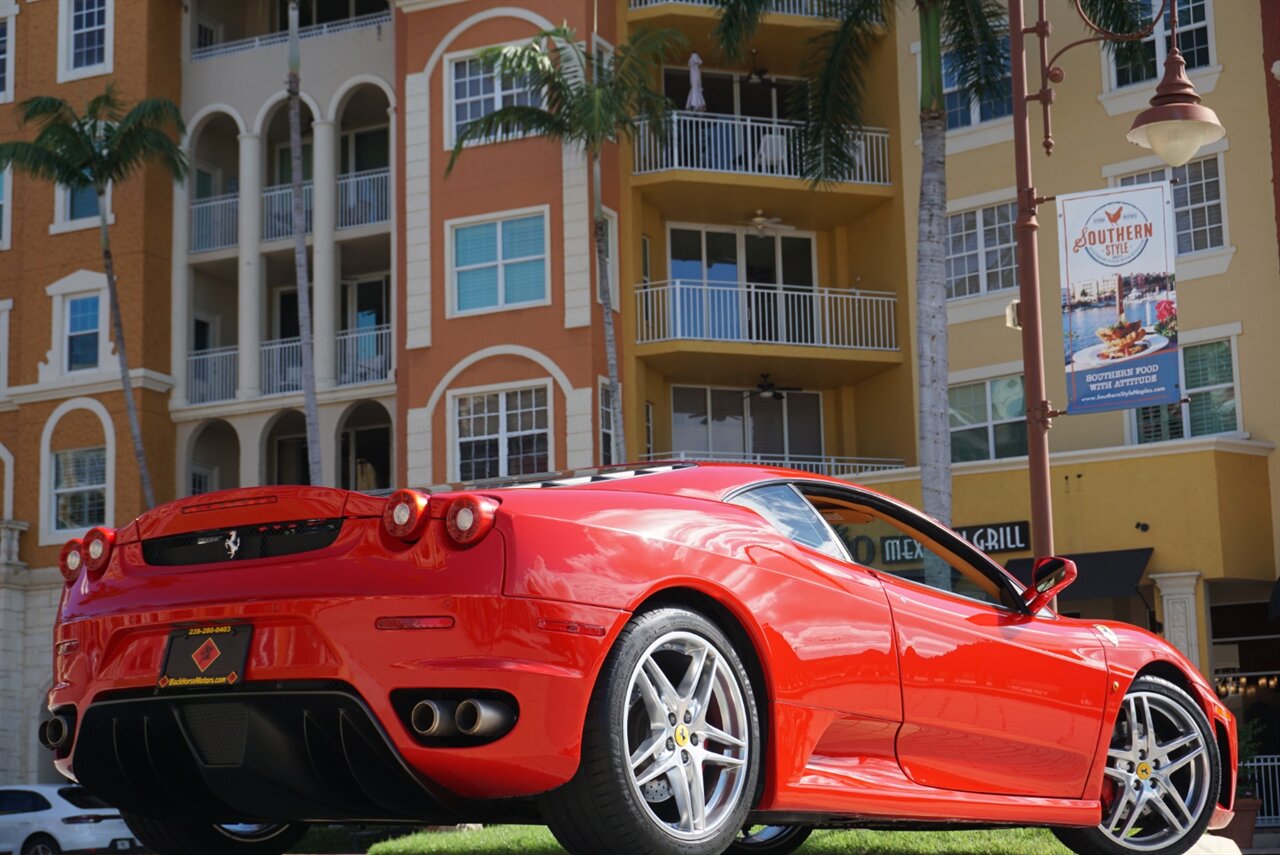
xmin=159 ymin=624 xmax=252 ymax=689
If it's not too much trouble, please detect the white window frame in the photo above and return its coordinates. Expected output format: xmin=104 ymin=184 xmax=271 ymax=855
xmin=443 ymin=43 xmax=542 ymax=150
xmin=190 ymin=462 xmax=219 ymax=496
xmin=596 ymin=207 xmax=620 ymax=309
xmin=447 ymin=379 xmax=556 ymax=482
xmin=1127 ymin=324 xmax=1243 ymax=446
xmin=444 ymin=205 xmax=552 ymax=318
xmin=665 ymin=221 xmax=820 ymax=288
xmin=0 ymin=166 xmax=11 ymax=250
xmin=0 ymin=298 xmax=12 ymax=400
xmin=50 ymin=181 xmax=113 ymax=235
xmin=43 ymin=269 xmax=112 ymax=379
xmin=56 ymin=0 xmax=113 ymax=84
xmin=944 ymin=198 xmax=1018 ymax=301
xmin=38 ymin=396 xmax=115 ymax=545
xmin=194 ymin=13 xmax=222 ymax=51
xmin=64 ymin=293 xmax=102 ymax=374
xmin=947 ymin=372 xmax=1026 ymax=463
xmin=0 ymin=0 xmax=17 ymax=106
xmin=599 ymin=377 xmax=615 ymax=466
xmin=1097 ymin=0 xmax=1219 ymax=115
xmin=941 ymin=37 xmax=1012 ymax=132
xmin=51 ymin=445 xmax=108 ymax=532
xmin=1111 ymin=152 xmax=1228 ymax=260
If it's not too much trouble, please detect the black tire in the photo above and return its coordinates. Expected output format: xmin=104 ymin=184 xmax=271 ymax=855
xmin=20 ymin=834 xmax=61 ymax=855
xmin=1053 ymin=675 xmax=1220 ymax=855
xmin=727 ymin=824 xmax=813 ymax=854
xmin=540 ymin=607 xmax=762 ymax=855
xmin=120 ymin=813 xmax=308 ymax=855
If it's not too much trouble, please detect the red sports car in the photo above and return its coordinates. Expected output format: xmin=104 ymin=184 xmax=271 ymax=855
xmin=44 ymin=463 xmax=1235 ymax=855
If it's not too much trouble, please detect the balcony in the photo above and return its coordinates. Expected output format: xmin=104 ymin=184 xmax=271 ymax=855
xmin=190 ymin=11 xmax=392 ymax=62
xmin=190 ymin=193 xmax=239 ymax=253
xmin=637 ymin=281 xmax=897 ymax=350
xmin=261 ymin=337 xmax=303 ymax=396
xmin=338 ymin=168 xmax=390 ymax=230
xmin=642 ymin=451 xmax=905 ymax=477
xmin=336 ymin=324 xmax=392 ymax=386
xmin=187 ymin=346 xmax=239 ymax=404
xmin=634 ymin=112 xmax=890 ymax=186
xmin=262 ymin=183 xmax=314 ymax=243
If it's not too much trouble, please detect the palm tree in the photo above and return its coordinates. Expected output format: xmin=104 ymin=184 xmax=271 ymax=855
xmin=714 ymin=0 xmax=1145 ymax=537
xmin=447 ymin=26 xmax=685 ymax=467
xmin=0 ymin=87 xmax=186 ymax=510
xmin=286 ymin=0 xmax=323 ymax=485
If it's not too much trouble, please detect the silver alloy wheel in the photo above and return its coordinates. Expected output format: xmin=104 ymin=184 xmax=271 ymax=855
xmin=624 ymin=629 xmax=750 ymax=841
xmin=215 ymin=823 xmax=290 ymax=842
xmin=27 ymin=843 xmax=56 ymax=855
xmin=1100 ymin=691 xmax=1212 ymax=851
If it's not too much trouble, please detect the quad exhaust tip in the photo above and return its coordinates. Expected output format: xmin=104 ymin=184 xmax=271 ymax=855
xmin=39 ymin=715 xmax=73 ymax=752
xmin=407 ymin=697 xmax=515 ymax=741
xmin=455 ymin=699 xmax=514 ymax=738
xmin=409 ymin=700 xmax=459 ymax=738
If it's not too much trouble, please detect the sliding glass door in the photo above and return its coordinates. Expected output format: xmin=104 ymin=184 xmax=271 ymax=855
xmin=672 ymin=385 xmax=822 ymax=463
xmin=668 ymin=226 xmax=816 ymax=343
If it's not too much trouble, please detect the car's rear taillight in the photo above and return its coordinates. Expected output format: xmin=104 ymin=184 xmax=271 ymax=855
xmin=62 ymin=814 xmax=118 ymax=824
xmin=82 ymin=527 xmax=116 ymax=578
xmin=445 ymin=495 xmax=499 ymax=547
xmin=58 ymin=539 xmax=84 ymax=583
xmin=383 ymin=489 xmax=431 ymax=541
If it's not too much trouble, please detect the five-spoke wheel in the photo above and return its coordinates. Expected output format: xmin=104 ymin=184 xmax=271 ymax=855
xmin=541 ymin=607 xmax=761 ymax=855
xmin=1054 ymin=675 xmax=1220 ymax=855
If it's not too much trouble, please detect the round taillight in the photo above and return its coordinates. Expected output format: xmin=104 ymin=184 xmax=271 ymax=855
xmin=383 ymin=489 xmax=431 ymax=541
xmin=82 ymin=527 xmax=116 ymax=578
xmin=58 ymin=540 xmax=84 ymax=583
xmin=445 ymin=495 xmax=499 ymax=547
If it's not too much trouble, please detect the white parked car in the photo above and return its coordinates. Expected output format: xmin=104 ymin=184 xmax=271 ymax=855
xmin=0 ymin=784 xmax=140 ymax=855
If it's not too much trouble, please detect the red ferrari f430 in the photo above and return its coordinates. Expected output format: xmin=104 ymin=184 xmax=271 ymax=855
xmin=44 ymin=464 xmax=1236 ymax=855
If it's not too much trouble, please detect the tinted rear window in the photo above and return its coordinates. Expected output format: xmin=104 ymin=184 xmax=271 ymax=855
xmin=58 ymin=786 xmax=111 ymax=809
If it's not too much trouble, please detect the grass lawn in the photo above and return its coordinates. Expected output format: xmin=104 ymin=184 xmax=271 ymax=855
xmin=367 ymin=824 xmax=1072 ymax=855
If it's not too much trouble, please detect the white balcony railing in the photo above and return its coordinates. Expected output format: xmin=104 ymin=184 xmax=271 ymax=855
xmin=637 ymin=280 xmax=898 ymax=351
xmin=262 ymin=183 xmax=314 ymax=242
xmin=338 ymin=168 xmax=390 ymax=229
xmin=634 ymin=112 xmax=891 ymax=185
xmin=187 ymin=346 xmax=238 ymax=404
xmin=1244 ymin=754 xmax=1280 ymax=827
xmin=642 ymin=451 xmax=905 ymax=477
xmin=190 ymin=193 xmax=239 ymax=253
xmin=629 ymin=0 xmax=837 ymax=16
xmin=261 ymin=337 xmax=303 ymax=396
xmin=191 ymin=11 xmax=392 ymax=61
xmin=337 ymin=324 xmax=392 ymax=386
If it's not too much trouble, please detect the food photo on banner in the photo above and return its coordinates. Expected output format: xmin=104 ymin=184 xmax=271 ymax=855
xmin=1057 ymin=183 xmax=1180 ymax=415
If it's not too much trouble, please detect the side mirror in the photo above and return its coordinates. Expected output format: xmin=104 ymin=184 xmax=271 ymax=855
xmin=1023 ymin=556 xmax=1077 ymax=613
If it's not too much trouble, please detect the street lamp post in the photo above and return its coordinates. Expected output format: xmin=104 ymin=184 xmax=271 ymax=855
xmin=1008 ymin=0 xmax=1224 ymax=559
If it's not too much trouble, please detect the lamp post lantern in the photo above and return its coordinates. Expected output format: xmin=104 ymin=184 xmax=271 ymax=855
xmin=1009 ymin=0 xmax=1223 ymax=560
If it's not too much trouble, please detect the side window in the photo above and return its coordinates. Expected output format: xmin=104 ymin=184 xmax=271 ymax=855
xmin=729 ymin=483 xmax=845 ymax=560
xmin=0 ymin=789 xmax=51 ymax=814
xmin=804 ymin=491 xmax=1014 ymax=609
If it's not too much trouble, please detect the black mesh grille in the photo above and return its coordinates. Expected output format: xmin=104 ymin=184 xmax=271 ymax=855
xmin=141 ymin=519 xmax=343 ymax=566
xmin=181 ymin=702 xmax=248 ymax=766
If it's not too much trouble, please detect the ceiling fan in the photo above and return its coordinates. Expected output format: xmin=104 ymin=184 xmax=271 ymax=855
xmin=745 ymin=373 xmax=802 ymax=401
xmin=745 ymin=49 xmax=771 ymax=86
xmin=738 ymin=210 xmax=796 ymax=234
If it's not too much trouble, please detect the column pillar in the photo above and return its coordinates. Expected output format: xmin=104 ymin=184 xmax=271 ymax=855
xmin=237 ymin=133 xmax=263 ymax=399
xmin=311 ymin=119 xmax=338 ymax=390
xmin=170 ymin=177 xmax=190 ymax=406
xmin=1152 ymin=571 xmax=1203 ymax=671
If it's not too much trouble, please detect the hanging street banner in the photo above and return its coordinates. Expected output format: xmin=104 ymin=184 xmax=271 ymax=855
xmin=1057 ymin=183 xmax=1180 ymax=414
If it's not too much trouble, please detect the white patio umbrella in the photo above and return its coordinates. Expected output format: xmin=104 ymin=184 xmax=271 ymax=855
xmin=686 ymin=52 xmax=706 ymax=112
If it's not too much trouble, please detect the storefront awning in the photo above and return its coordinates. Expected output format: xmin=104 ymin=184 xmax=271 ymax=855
xmin=1005 ymin=548 xmax=1153 ymax=601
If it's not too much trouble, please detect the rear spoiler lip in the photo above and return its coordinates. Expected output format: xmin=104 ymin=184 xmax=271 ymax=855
xmin=121 ymin=486 xmax=389 ymax=544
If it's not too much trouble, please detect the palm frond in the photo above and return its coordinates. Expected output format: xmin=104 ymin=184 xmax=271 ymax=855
xmin=796 ymin=0 xmax=890 ymax=186
xmin=85 ymin=84 xmax=126 ymax=124
xmin=15 ymin=96 xmax=79 ymax=130
xmin=447 ymin=106 xmax=569 ymax=174
xmin=712 ymin=0 xmax=773 ymax=61
xmin=116 ymin=97 xmax=187 ymax=138
xmin=105 ymin=126 xmax=189 ymax=184
xmin=0 ymin=141 xmax=84 ymax=186
xmin=1080 ymin=0 xmax=1153 ymax=68
xmin=941 ymin=0 xmax=1008 ymax=103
